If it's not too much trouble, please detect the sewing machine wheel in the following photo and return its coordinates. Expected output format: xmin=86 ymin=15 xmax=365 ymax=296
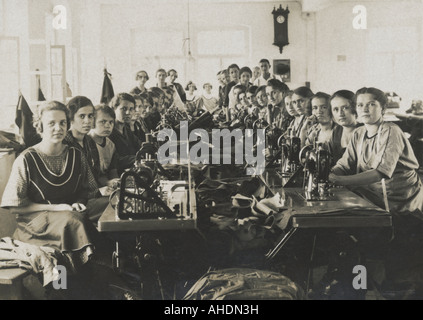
xmin=299 ymin=145 xmax=313 ymax=165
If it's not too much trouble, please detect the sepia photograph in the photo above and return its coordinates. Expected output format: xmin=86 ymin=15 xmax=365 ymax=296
xmin=0 ymin=0 xmax=423 ymax=304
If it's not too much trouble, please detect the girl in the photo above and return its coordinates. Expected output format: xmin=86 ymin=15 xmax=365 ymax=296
xmin=199 ymin=83 xmax=219 ymax=113
xmin=88 ymin=105 xmax=120 ymax=191
xmin=329 ymin=87 xmax=423 ymax=215
xmin=285 ymin=91 xmax=305 ymax=137
xmin=185 ymin=81 xmax=199 ymax=103
xmin=109 ymin=93 xmax=141 ymax=175
xmin=130 ymin=70 xmax=149 ymax=96
xmin=156 ymin=69 xmax=185 ymax=111
xmin=327 ymin=90 xmax=362 ymax=165
xmin=255 ymin=85 xmax=269 ymax=120
xmin=305 ymin=92 xmax=335 ymax=147
xmin=291 ymin=86 xmax=315 ymax=146
xmin=1 ymin=101 xmax=100 ymax=274
xmin=130 ymin=95 xmax=146 ymax=143
xmin=64 ymin=96 xmax=101 ymax=184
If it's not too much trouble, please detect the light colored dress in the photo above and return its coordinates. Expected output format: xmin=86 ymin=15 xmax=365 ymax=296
xmin=333 ymin=122 xmax=423 ymax=215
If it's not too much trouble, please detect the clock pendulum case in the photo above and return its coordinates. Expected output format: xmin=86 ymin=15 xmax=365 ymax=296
xmin=272 ymin=5 xmax=290 ymax=54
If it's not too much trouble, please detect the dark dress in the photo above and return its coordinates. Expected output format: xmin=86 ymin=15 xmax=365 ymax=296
xmin=1 ymin=146 xmax=99 ymax=272
xmin=109 ymin=125 xmax=141 ymax=174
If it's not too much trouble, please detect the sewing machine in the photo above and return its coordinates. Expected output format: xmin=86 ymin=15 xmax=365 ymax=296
xmin=299 ymin=143 xmax=332 ymax=201
xmin=277 ymin=131 xmax=301 ymax=174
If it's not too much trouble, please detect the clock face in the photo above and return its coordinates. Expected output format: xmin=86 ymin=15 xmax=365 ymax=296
xmin=277 ymin=15 xmax=285 ymax=24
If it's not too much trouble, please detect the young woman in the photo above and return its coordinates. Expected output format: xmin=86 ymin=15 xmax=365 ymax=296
xmin=156 ymin=69 xmax=185 ymax=111
xmin=291 ymin=86 xmax=314 ymax=146
xmin=255 ymin=85 xmax=269 ymax=120
xmin=285 ymin=91 xmax=304 ymax=137
xmin=185 ymin=81 xmax=199 ymax=103
xmin=130 ymin=70 xmax=149 ymax=96
xmin=327 ymin=90 xmax=362 ymax=165
xmin=64 ymin=96 xmax=101 ymax=184
xmin=305 ymin=92 xmax=336 ymax=147
xmin=88 ymin=105 xmax=120 ymax=191
xmin=198 ymin=83 xmax=219 ymax=113
xmin=1 ymin=101 xmax=100 ymax=274
xmin=329 ymin=87 xmax=423 ymax=215
xmin=108 ymin=93 xmax=141 ymax=175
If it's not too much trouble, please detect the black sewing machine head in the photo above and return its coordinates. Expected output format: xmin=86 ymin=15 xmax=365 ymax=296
xmin=299 ymin=143 xmax=331 ymax=201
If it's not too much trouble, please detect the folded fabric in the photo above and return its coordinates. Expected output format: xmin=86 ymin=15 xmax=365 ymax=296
xmin=0 ymin=237 xmax=60 ymax=287
xmin=231 ymin=194 xmax=254 ymax=209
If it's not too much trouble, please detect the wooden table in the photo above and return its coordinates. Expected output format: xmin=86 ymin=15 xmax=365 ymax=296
xmin=98 ymin=204 xmax=197 ymax=233
xmin=265 ymin=187 xmax=392 ymax=261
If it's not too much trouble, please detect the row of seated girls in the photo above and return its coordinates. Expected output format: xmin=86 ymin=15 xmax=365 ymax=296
xmin=1 ymin=56 xmax=423 ymax=297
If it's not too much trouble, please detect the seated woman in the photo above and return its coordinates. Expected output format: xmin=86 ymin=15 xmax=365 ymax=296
xmin=229 ymin=84 xmax=247 ymax=121
xmin=64 ymin=96 xmax=101 ymax=184
xmin=130 ymin=95 xmax=147 ymax=143
xmin=134 ymin=93 xmax=151 ymax=135
xmin=284 ymin=90 xmax=303 ymax=137
xmin=185 ymin=81 xmax=200 ymax=103
xmin=255 ymin=85 xmax=269 ymax=120
xmin=327 ymin=90 xmax=362 ymax=165
xmin=291 ymin=86 xmax=314 ymax=145
xmin=109 ymin=93 xmax=141 ymax=175
xmin=329 ymin=87 xmax=423 ymax=215
xmin=130 ymin=70 xmax=149 ymax=96
xmin=198 ymin=83 xmax=219 ymax=113
xmin=304 ymin=92 xmax=335 ymax=147
xmin=245 ymin=85 xmax=259 ymax=117
xmin=0 ymin=101 xmax=101 ymax=274
xmin=145 ymin=89 xmax=165 ymax=132
xmin=156 ymin=69 xmax=185 ymax=111
xmin=88 ymin=105 xmax=120 ymax=192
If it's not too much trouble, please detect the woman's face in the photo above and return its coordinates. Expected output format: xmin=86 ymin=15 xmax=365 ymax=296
xmin=204 ymin=85 xmax=212 ymax=94
xmin=256 ymin=90 xmax=268 ymax=107
xmin=137 ymin=72 xmax=148 ymax=86
xmin=188 ymin=84 xmax=196 ymax=93
xmin=292 ymin=93 xmax=308 ymax=115
xmin=266 ymin=86 xmax=283 ymax=106
xmin=246 ymin=92 xmax=257 ymax=106
xmin=156 ymin=71 xmax=167 ymax=84
xmin=253 ymin=68 xmax=261 ymax=79
xmin=233 ymin=88 xmax=243 ymax=103
xmin=71 ymin=106 xmax=95 ymax=135
xmin=285 ymin=96 xmax=297 ymax=117
xmin=138 ymin=105 xmax=148 ymax=118
xmin=331 ymin=96 xmax=357 ymax=127
xmin=239 ymin=93 xmax=249 ymax=107
xmin=115 ymin=100 xmax=135 ymax=124
xmin=311 ymin=97 xmax=332 ymax=124
xmin=239 ymin=72 xmax=251 ymax=86
xmin=41 ymin=110 xmax=68 ymax=144
xmin=218 ymin=74 xmax=227 ymax=86
xmin=228 ymin=68 xmax=239 ymax=82
xmin=356 ymin=93 xmax=384 ymax=125
xmin=93 ymin=111 xmax=115 ymax=137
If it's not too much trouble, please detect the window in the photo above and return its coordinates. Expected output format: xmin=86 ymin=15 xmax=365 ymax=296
xmin=0 ymin=37 xmax=20 ymax=132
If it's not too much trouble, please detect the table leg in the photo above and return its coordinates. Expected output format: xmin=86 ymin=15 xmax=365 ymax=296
xmin=265 ymin=227 xmax=298 ymax=261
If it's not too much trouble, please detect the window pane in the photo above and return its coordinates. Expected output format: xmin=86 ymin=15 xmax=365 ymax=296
xmin=51 ymin=48 xmax=63 ymax=75
xmin=0 ymin=38 xmax=19 ymax=131
xmin=197 ymin=30 xmax=245 ymax=55
xmin=132 ymin=31 xmax=184 ymax=58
